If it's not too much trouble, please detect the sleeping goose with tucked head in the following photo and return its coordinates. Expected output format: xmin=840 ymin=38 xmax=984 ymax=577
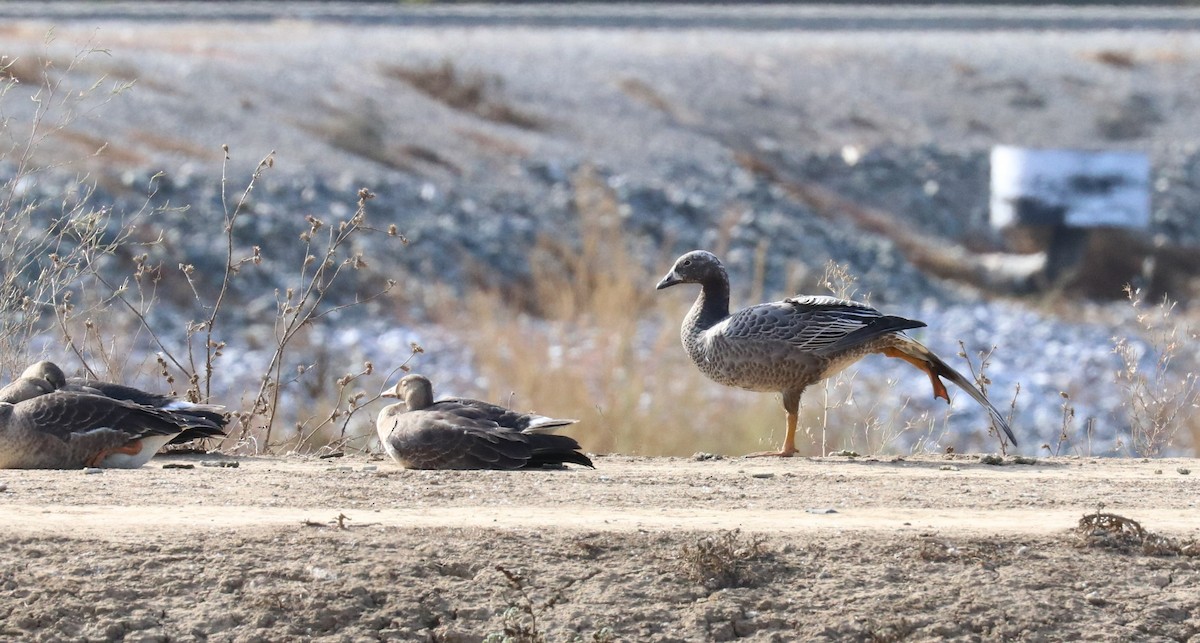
xmin=0 ymin=361 xmax=227 ymax=444
xmin=376 ymin=374 xmax=593 ymax=470
xmin=0 ymin=360 xmax=88 ymax=404
xmin=655 ymin=250 xmax=1018 ymax=457
xmin=0 ymin=390 xmax=225 ymax=469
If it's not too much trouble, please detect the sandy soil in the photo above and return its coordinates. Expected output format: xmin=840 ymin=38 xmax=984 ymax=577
xmin=0 ymin=453 xmax=1197 ymax=642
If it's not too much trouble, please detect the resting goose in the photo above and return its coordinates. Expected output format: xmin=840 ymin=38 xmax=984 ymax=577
xmin=0 ymin=390 xmax=225 ymax=469
xmin=376 ymin=374 xmax=593 ymax=470
xmin=0 ymin=366 xmax=57 ymax=404
xmin=655 ymin=250 xmax=1018 ymax=457
xmin=1 ymin=361 xmax=226 ymax=444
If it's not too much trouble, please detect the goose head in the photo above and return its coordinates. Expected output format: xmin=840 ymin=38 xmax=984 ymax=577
xmin=655 ymin=250 xmax=726 ymax=290
xmin=382 ymin=373 xmax=435 ymax=411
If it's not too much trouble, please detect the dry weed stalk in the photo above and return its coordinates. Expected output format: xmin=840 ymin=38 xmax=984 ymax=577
xmin=813 ymin=260 xmax=869 ymax=453
xmin=1051 ymin=391 xmax=1075 ymax=457
xmin=820 ymin=258 xmax=861 ymax=302
xmin=486 ymin=566 xmax=546 ymax=643
xmin=1045 ymin=390 xmax=1095 ymax=457
xmin=957 ymin=340 xmax=1012 ymax=454
xmin=1112 ymin=286 xmax=1198 ymax=456
xmin=220 ymin=179 xmax=400 ymax=450
xmin=0 ymin=42 xmax=139 ymax=375
xmin=4 ymin=41 xmax=415 ymax=455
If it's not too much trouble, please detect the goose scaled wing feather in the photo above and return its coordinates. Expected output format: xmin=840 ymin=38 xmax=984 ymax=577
xmin=394 ymin=406 xmax=535 ymax=469
xmin=67 ymin=377 xmax=228 ymax=441
xmin=434 ymin=398 xmax=575 ymax=433
xmin=711 ymin=296 xmax=925 ymax=353
xmin=451 ymin=422 xmax=588 ymax=469
xmin=69 ymin=378 xmax=227 ymax=416
xmin=16 ymin=392 xmax=188 ymax=443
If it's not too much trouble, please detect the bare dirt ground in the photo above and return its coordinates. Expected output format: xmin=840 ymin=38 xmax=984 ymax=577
xmin=1 ymin=453 xmax=1198 ymax=642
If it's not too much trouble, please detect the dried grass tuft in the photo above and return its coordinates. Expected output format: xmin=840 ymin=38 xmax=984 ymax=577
xmin=1112 ymin=286 xmax=1199 ymax=456
xmin=678 ymin=529 xmax=770 ymax=590
xmin=1074 ymin=510 xmax=1199 ymax=557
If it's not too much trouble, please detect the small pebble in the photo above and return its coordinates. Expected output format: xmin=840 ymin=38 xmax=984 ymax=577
xmin=362 ymin=465 xmax=377 ymax=472
xmin=162 ymin=463 xmax=195 ymax=470
xmin=751 ymin=472 xmax=775 ymax=479
xmin=940 ymin=465 xmax=960 ymax=471
xmin=1085 ymin=592 xmax=1107 ymax=606
xmin=0 ymin=483 xmax=7 ymax=492
xmin=201 ymin=460 xmax=240 ymax=468
xmin=1150 ymin=573 xmax=1172 ymax=588
xmin=829 ymin=450 xmax=859 ymax=458
xmin=979 ymin=454 xmax=1003 ymax=465
xmin=83 ymin=468 xmax=103 ymax=475
xmin=693 ymin=452 xmax=723 ymax=461
xmin=805 ymin=507 xmax=838 ymax=514
xmin=1177 ymin=468 xmax=1191 ymax=475
xmin=1154 ymin=469 xmax=1163 ymax=475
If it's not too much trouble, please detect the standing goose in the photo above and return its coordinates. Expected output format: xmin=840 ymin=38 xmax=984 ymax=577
xmin=655 ymin=250 xmax=1018 ymax=457
xmin=0 ymin=390 xmax=226 ymax=469
xmin=1 ymin=361 xmax=227 ymax=443
xmin=376 ymin=374 xmax=593 ymax=470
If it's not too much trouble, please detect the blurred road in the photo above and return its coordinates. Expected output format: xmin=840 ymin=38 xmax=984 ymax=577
xmin=2 ymin=2 xmax=1200 ymax=31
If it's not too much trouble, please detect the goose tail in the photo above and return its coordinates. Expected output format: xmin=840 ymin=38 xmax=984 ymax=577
xmin=884 ymin=337 xmax=1018 ymax=447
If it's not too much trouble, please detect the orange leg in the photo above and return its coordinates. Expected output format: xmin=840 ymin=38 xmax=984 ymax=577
xmin=746 ymin=408 xmax=798 ymax=458
xmin=882 ymin=347 xmax=950 ymax=403
xmin=85 ymin=440 xmax=143 ymax=468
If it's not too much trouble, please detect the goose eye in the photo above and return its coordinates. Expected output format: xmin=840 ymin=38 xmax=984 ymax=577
xmin=682 ymin=260 xmax=692 ymax=266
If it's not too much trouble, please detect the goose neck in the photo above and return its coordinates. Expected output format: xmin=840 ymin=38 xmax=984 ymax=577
xmin=687 ymin=276 xmax=731 ymax=334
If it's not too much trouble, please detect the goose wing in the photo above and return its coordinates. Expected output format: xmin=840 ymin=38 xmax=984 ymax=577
xmin=714 ymin=295 xmax=926 ymax=354
xmin=385 ymin=406 xmax=590 ymax=470
xmin=67 ymin=377 xmax=228 ymax=442
xmin=385 ymin=407 xmax=531 ymax=469
xmin=13 ymin=391 xmax=193 ymax=443
xmin=433 ymin=398 xmax=576 ymax=433
xmin=67 ymin=378 xmax=175 ymax=407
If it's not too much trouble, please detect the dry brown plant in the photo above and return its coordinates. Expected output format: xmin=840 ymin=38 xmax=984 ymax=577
xmin=0 ymin=41 xmax=141 ymax=376
xmin=678 ymin=529 xmax=770 ymax=590
xmin=1112 ymin=286 xmax=1198 ymax=456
